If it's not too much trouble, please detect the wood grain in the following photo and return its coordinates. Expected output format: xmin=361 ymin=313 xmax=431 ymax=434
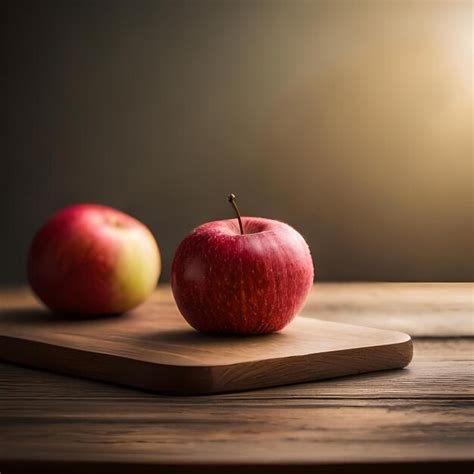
xmin=0 ymin=399 xmax=471 ymax=465
xmin=0 ymin=295 xmax=412 ymax=394
xmin=301 ymin=283 xmax=474 ymax=337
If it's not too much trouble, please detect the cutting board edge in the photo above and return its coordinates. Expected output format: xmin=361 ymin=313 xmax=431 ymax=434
xmin=0 ymin=332 xmax=413 ymax=395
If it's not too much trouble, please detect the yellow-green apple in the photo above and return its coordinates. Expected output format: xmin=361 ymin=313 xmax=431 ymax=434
xmin=171 ymin=195 xmax=314 ymax=334
xmin=28 ymin=204 xmax=160 ymax=314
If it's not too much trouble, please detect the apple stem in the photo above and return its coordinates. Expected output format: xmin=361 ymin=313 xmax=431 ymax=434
xmin=228 ymin=194 xmax=244 ymax=235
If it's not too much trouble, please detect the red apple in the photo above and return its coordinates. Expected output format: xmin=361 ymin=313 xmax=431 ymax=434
xmin=28 ymin=204 xmax=160 ymax=314
xmin=171 ymin=196 xmax=314 ymax=334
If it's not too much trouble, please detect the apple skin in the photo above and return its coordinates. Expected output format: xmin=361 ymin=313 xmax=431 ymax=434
xmin=27 ymin=204 xmax=160 ymax=314
xmin=171 ymin=217 xmax=314 ymax=334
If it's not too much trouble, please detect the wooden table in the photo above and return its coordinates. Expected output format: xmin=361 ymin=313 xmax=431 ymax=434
xmin=0 ymin=283 xmax=472 ymax=473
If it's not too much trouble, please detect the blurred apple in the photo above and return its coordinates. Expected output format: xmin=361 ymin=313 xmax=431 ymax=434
xmin=28 ymin=204 xmax=160 ymax=314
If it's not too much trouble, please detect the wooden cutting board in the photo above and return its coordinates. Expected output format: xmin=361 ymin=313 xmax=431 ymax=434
xmin=0 ymin=295 xmax=413 ymax=395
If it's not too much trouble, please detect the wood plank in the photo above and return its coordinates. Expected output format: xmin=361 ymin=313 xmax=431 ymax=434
xmin=0 ymin=399 xmax=471 ymax=465
xmin=0 ymin=298 xmax=412 ymax=395
xmin=0 ymin=339 xmax=471 ymax=400
xmin=301 ymin=283 xmax=474 ymax=337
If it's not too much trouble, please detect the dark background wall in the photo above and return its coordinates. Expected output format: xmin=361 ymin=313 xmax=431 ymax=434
xmin=1 ymin=0 xmax=472 ymax=285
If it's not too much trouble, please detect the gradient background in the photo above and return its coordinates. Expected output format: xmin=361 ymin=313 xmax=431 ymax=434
xmin=1 ymin=0 xmax=472 ymax=285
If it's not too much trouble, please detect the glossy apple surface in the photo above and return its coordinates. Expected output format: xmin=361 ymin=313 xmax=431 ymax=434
xmin=171 ymin=217 xmax=314 ymax=334
xmin=28 ymin=204 xmax=160 ymax=314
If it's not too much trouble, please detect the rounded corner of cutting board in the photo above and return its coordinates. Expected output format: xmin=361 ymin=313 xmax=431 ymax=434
xmin=398 ymin=334 xmax=414 ymax=368
xmin=382 ymin=327 xmax=413 ymax=367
